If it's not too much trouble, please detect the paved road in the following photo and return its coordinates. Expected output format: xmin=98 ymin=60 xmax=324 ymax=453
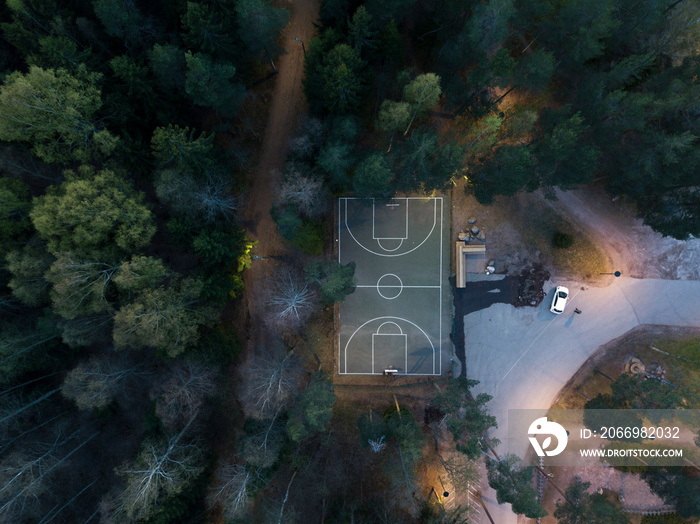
xmin=453 ymin=276 xmax=517 ymax=377
xmin=464 ymin=277 xmax=700 ymax=523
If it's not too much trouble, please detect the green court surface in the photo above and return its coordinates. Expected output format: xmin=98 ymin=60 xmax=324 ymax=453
xmin=338 ymin=197 xmax=451 ymax=375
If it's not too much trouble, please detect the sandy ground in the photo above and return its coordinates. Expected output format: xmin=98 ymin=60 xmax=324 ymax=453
xmin=451 ymin=182 xmax=700 ymax=283
xmin=551 ymin=186 xmax=700 ymax=281
xmin=239 ymin=0 xmax=320 ymax=357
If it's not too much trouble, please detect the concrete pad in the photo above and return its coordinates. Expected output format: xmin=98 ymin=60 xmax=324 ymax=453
xmin=463 ymin=277 xmax=700 ymax=523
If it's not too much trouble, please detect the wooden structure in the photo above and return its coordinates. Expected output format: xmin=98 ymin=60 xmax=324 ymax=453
xmin=455 ymin=241 xmax=486 ymax=288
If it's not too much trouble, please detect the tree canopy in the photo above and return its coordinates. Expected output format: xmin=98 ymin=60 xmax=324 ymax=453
xmin=31 ymin=166 xmax=155 ymax=256
xmin=0 ymin=67 xmax=117 ymax=164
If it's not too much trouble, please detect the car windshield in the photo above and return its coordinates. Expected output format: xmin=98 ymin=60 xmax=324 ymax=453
xmin=558 ymin=291 xmax=568 ymax=298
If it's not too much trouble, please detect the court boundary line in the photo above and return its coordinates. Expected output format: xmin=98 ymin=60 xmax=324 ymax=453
xmin=342 ymin=198 xmax=437 ymax=258
xmin=356 ymin=285 xmax=441 ymax=288
xmin=439 ymin=197 xmax=443 ymax=375
xmin=339 ymin=197 xmax=444 ymax=376
xmin=373 ymin=199 xmax=408 ymax=240
xmin=371 ymin=333 xmax=407 ymax=374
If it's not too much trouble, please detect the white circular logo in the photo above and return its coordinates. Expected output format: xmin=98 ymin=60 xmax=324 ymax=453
xmin=528 ymin=417 xmax=568 ymax=457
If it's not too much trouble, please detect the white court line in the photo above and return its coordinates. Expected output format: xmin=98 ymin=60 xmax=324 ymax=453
xmin=376 ymin=321 xmax=403 ymax=334
xmin=372 ymin=333 xmax=407 ymax=374
xmin=373 ymin=199 xmax=408 ymax=240
xmin=343 ymin=198 xmax=437 ymax=258
xmin=338 ymin=200 xmax=341 ymax=374
xmin=439 ymin=197 xmax=443 ymax=375
xmin=342 ymin=316 xmax=436 ymax=375
xmin=340 ymin=369 xmax=440 ymax=376
xmin=338 ymin=197 xmax=445 ymax=375
xmin=376 ymin=238 xmax=404 ymax=252
xmin=356 ymin=285 xmax=441 ymax=288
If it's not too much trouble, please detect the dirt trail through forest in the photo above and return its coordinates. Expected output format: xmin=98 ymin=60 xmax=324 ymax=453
xmin=239 ymin=0 xmax=320 ymax=353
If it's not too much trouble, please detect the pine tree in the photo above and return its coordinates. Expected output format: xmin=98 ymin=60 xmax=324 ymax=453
xmin=30 ymin=166 xmax=155 ymax=255
xmin=0 ymin=67 xmax=117 ymax=164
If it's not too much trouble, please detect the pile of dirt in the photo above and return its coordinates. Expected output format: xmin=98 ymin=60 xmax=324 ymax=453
xmin=514 ymin=263 xmax=550 ymax=307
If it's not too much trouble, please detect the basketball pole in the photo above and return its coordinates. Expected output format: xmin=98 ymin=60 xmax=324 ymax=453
xmin=393 ymin=394 xmax=401 ymax=418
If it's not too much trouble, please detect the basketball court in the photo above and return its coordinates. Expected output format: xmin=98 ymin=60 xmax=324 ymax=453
xmin=338 ymin=197 xmax=451 ymax=375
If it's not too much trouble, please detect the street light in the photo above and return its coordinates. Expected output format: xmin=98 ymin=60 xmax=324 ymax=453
xmin=438 ymin=475 xmax=449 ymax=498
xmin=600 ymin=271 xmax=622 ymax=277
xmin=294 ymin=37 xmax=306 ymax=56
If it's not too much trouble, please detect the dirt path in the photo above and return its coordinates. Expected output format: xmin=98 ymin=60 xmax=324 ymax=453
xmin=239 ymin=0 xmax=320 ymax=352
xmin=548 ymin=186 xmax=700 ymax=281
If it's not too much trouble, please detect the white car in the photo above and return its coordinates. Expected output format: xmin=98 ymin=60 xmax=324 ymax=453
xmin=550 ymin=286 xmax=569 ymax=314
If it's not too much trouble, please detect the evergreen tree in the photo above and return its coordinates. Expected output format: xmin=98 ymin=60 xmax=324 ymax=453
xmin=471 ymin=145 xmax=535 ymax=204
xmin=92 ymin=0 xmax=153 ymax=45
xmin=347 ymin=5 xmax=377 ymax=54
xmin=554 ymin=477 xmax=629 ymax=524
xmin=434 ymin=378 xmax=497 ymax=458
xmin=148 ymin=44 xmax=187 ymax=92
xmin=304 ymin=260 xmax=356 ymax=304
xmin=185 ymin=52 xmax=246 ymax=117
xmin=234 ymin=0 xmax=290 ymax=59
xmin=396 ymin=128 xmax=462 ymax=191
xmin=642 ymin=467 xmax=700 ymax=519
xmin=109 ymin=55 xmax=154 ymax=100
xmin=151 ymin=124 xmax=214 ymax=170
xmin=286 ymin=374 xmax=336 ymax=442
xmin=30 ymin=166 xmax=156 ymax=256
xmin=0 ymin=317 xmax=60 ymax=385
xmin=180 ymin=1 xmax=233 ymax=56
xmin=322 ymin=44 xmax=365 ymax=113
xmin=317 ymin=141 xmax=356 ymax=189
xmin=535 ymin=112 xmax=600 ymax=188
xmin=27 ymin=35 xmax=93 ymax=70
xmin=0 ymin=177 xmax=31 ymax=246
xmin=5 ymin=243 xmax=54 ymax=307
xmin=0 ymin=67 xmax=118 ymax=164
xmin=486 ymin=454 xmax=547 ymax=519
xmin=352 ymin=152 xmax=394 ymax=198
xmin=113 ymin=278 xmax=217 ymax=357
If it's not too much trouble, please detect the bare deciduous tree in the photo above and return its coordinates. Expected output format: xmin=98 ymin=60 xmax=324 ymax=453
xmin=155 ymin=169 xmax=243 ymax=223
xmin=240 ymin=417 xmax=286 ymax=468
xmin=238 ymin=343 xmax=303 ymax=419
xmin=153 ymin=362 xmax=216 ymax=432
xmin=62 ymin=355 xmax=149 ymax=411
xmin=0 ymin=450 xmax=56 ymax=520
xmin=115 ymin=429 xmax=204 ymax=522
xmin=206 ymin=462 xmax=257 ymax=519
xmin=46 ymin=254 xmax=120 ymax=319
xmin=368 ymin=436 xmax=387 ymax=453
xmin=0 ymin=429 xmax=98 ymax=522
xmin=279 ymin=170 xmax=326 ymax=217
xmin=265 ymin=270 xmax=317 ymax=332
xmin=288 ymin=118 xmax=323 ymax=159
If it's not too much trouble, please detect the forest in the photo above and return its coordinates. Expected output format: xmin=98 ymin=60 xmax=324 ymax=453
xmin=0 ymin=0 xmax=698 ymax=522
